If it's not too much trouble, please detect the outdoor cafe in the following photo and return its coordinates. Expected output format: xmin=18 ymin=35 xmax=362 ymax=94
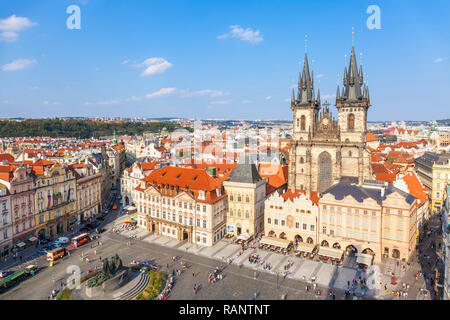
xmin=258 ymin=236 xmax=292 ymax=254
xmin=294 ymin=243 xmax=316 ymax=259
xmin=317 ymin=246 xmax=344 ymax=264
xmin=356 ymin=253 xmax=374 ymax=269
xmin=234 ymin=233 xmax=253 ymax=245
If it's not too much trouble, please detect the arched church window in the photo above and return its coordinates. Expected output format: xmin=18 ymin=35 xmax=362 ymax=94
xmin=296 ymin=118 xmax=300 ymax=128
xmin=348 ymin=114 xmax=355 ymax=130
xmin=300 ymin=157 xmax=304 ymax=164
xmin=301 ymin=115 xmax=306 ymax=131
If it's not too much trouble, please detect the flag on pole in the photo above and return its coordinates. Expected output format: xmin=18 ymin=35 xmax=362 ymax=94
xmin=47 ymin=194 xmax=52 ymax=208
xmin=67 ymin=186 xmax=71 ymax=202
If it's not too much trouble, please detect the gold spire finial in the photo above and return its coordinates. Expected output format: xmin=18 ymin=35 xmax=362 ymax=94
xmin=352 ymin=27 xmax=355 ymax=46
xmin=305 ymin=34 xmax=308 ymax=54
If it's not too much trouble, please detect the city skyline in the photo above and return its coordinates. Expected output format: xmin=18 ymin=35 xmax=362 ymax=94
xmin=0 ymin=1 xmax=449 ymax=120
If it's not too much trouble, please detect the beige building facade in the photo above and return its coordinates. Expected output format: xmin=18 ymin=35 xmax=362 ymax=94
xmin=264 ymin=189 xmax=319 ymax=245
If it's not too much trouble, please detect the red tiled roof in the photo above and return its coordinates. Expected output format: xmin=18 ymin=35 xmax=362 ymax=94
xmin=366 ymin=132 xmax=377 ymax=142
xmin=280 ymin=189 xmax=319 ymax=206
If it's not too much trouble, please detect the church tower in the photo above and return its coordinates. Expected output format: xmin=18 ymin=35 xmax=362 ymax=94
xmin=288 ymin=39 xmax=374 ymax=194
xmin=334 ymin=44 xmax=372 ymax=184
xmin=288 ymin=52 xmax=321 ymax=191
xmin=336 ymin=46 xmax=370 ymax=144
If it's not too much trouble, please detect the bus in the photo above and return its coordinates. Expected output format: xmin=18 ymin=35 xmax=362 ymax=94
xmin=70 ymin=233 xmax=91 ymax=248
xmin=0 ymin=265 xmax=38 ymax=292
xmin=47 ymin=247 xmax=68 ymax=261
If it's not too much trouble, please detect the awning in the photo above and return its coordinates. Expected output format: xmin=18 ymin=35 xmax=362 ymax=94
xmin=318 ymin=246 xmax=344 ymax=260
xmin=28 ymin=236 xmax=38 ymax=242
xmin=295 ymin=243 xmax=315 ymax=254
xmin=260 ymin=236 xmax=291 ymax=249
xmin=356 ymin=253 xmax=373 ymax=266
xmin=237 ymin=233 xmax=252 ymax=241
xmin=16 ymin=242 xmax=26 ymax=248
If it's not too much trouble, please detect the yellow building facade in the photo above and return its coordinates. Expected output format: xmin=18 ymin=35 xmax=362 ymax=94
xmin=34 ymin=164 xmax=77 ymax=239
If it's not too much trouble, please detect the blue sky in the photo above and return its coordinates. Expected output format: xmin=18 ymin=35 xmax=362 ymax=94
xmin=0 ymin=0 xmax=449 ymax=120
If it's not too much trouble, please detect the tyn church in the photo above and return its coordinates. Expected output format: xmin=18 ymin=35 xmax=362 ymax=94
xmin=288 ymin=45 xmax=373 ymax=193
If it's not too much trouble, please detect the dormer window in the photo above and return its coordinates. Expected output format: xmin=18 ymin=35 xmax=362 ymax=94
xmin=198 ymin=190 xmax=205 ymax=200
xmin=216 ymin=188 xmax=221 ymax=197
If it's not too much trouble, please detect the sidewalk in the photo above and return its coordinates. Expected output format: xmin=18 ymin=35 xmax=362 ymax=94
xmin=0 ymin=221 xmax=90 ymax=271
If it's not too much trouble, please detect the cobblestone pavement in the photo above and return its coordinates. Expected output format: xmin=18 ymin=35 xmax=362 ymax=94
xmin=1 ymin=208 xmax=440 ymax=300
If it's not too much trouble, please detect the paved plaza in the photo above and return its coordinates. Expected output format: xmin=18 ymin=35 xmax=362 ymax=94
xmin=0 ymin=208 xmax=438 ymax=300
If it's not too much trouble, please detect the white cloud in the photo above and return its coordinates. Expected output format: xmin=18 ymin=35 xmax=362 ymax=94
xmin=125 ymin=96 xmax=142 ymax=102
xmin=265 ymin=96 xmax=272 ymax=100
xmin=434 ymin=58 xmax=444 ymax=63
xmin=2 ymin=58 xmax=37 ymax=71
xmin=134 ymin=57 xmax=173 ymax=77
xmin=210 ymin=100 xmax=231 ymax=105
xmin=84 ymin=100 xmax=120 ymax=106
xmin=241 ymin=99 xmax=252 ymax=104
xmin=145 ymin=87 xmax=176 ymax=99
xmin=121 ymin=59 xmax=130 ymax=65
xmin=218 ymin=25 xmax=263 ymax=44
xmin=321 ymin=94 xmax=336 ymax=100
xmin=0 ymin=15 xmax=37 ymax=42
xmin=284 ymin=98 xmax=291 ymax=102
xmin=42 ymin=101 xmax=61 ymax=105
xmin=316 ymin=74 xmax=325 ymax=78
xmin=180 ymin=89 xmax=229 ymax=98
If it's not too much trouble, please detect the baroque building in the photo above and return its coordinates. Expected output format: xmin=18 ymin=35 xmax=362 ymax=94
xmin=288 ymin=46 xmax=373 ymax=193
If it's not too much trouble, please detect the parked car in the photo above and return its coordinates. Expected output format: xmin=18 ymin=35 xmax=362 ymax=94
xmin=90 ymin=221 xmax=100 ymax=229
xmin=56 ymin=237 xmax=70 ymax=245
xmin=0 ymin=270 xmax=11 ymax=278
xmin=97 ymin=216 xmax=105 ymax=221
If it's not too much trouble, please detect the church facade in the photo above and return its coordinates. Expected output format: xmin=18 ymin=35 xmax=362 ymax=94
xmin=288 ymin=46 xmax=373 ymax=193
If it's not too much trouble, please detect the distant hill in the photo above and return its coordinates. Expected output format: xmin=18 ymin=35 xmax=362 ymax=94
xmin=0 ymin=119 xmax=192 ymax=138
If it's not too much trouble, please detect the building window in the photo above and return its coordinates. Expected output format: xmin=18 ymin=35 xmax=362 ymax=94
xmin=385 ymin=231 xmax=390 ymax=239
xmin=245 ymin=211 xmax=249 ymax=218
xmin=348 ymin=113 xmax=355 ymax=130
xmin=397 ymin=219 xmax=403 ymax=228
xmin=281 ymin=220 xmax=285 ymax=226
xmin=203 ymin=220 xmax=206 ymax=228
xmin=303 ymin=223 xmax=307 ymax=230
xmin=322 ymin=226 xmax=326 ymax=234
xmin=274 ymin=219 xmax=278 ymax=225
xmin=301 ymin=115 xmax=306 ymax=131
xmin=295 ymin=222 xmax=299 ymax=229
xmin=396 ymin=232 xmax=402 ymax=241
xmin=245 ymin=196 xmax=249 ymax=203
xmin=310 ymin=225 xmax=314 ymax=231
xmin=267 ymin=218 xmax=271 ymax=224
